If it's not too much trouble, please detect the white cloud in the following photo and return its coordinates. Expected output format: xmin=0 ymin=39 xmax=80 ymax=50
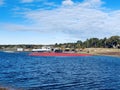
xmin=1 ymin=0 xmax=120 ymax=41
xmin=21 ymin=0 xmax=34 ymax=3
xmin=0 ymin=0 xmax=4 ymax=5
xmin=21 ymin=0 xmax=120 ymax=39
xmin=80 ymin=0 xmax=104 ymax=8
xmin=62 ymin=0 xmax=74 ymax=6
xmin=0 ymin=23 xmax=42 ymax=32
xmin=21 ymin=0 xmax=46 ymax=3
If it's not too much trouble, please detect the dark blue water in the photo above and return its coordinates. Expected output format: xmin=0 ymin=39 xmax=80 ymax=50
xmin=0 ymin=52 xmax=120 ymax=90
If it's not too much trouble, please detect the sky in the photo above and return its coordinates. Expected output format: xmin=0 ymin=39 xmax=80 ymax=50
xmin=0 ymin=0 xmax=120 ymax=44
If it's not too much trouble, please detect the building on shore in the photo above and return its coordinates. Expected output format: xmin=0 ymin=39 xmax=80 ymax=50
xmin=32 ymin=46 xmax=52 ymax=52
xmin=17 ymin=48 xmax=24 ymax=52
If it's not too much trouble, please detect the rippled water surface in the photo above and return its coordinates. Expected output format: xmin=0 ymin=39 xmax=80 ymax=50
xmin=0 ymin=52 xmax=120 ymax=90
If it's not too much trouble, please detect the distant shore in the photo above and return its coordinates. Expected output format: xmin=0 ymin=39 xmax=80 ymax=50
xmin=83 ymin=48 xmax=120 ymax=57
xmin=1 ymin=47 xmax=120 ymax=57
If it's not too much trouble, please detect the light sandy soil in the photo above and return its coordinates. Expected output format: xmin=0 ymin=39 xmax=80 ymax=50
xmin=83 ymin=48 xmax=120 ymax=57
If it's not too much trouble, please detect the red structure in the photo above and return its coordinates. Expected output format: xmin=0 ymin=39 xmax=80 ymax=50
xmin=29 ymin=52 xmax=92 ymax=57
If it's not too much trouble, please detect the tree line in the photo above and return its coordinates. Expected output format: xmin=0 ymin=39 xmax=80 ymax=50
xmin=54 ymin=36 xmax=120 ymax=49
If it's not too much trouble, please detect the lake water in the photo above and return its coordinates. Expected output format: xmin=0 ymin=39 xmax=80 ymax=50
xmin=0 ymin=52 xmax=120 ymax=90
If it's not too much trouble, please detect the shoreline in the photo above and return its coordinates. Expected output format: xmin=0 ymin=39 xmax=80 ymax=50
xmin=1 ymin=48 xmax=120 ymax=57
xmin=91 ymin=53 xmax=120 ymax=58
xmin=94 ymin=53 xmax=120 ymax=58
xmin=82 ymin=48 xmax=120 ymax=58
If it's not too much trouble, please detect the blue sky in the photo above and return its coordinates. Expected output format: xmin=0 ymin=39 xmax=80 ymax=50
xmin=0 ymin=0 xmax=120 ymax=44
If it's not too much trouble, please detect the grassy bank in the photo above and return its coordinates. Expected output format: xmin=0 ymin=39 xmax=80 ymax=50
xmin=83 ymin=48 xmax=120 ymax=57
